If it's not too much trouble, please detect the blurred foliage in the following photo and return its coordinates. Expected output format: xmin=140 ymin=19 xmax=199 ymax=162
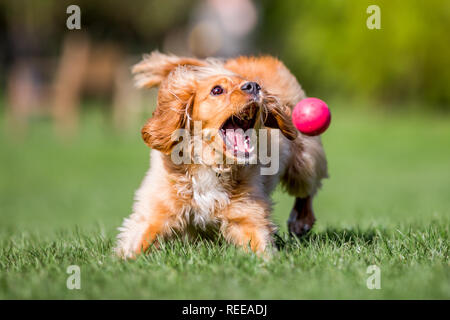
xmin=0 ymin=0 xmax=448 ymax=110
xmin=258 ymin=0 xmax=450 ymax=109
xmin=0 ymin=0 xmax=196 ymax=54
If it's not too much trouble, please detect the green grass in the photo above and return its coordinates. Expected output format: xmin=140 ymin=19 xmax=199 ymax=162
xmin=0 ymin=105 xmax=449 ymax=299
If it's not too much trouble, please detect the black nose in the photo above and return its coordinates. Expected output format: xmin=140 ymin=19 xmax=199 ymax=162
xmin=241 ymin=81 xmax=261 ymax=95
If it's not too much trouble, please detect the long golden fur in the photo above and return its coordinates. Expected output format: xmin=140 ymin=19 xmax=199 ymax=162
xmin=115 ymin=52 xmax=328 ymax=258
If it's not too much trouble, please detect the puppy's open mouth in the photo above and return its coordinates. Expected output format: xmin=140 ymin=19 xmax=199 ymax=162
xmin=219 ymin=103 xmax=259 ymax=155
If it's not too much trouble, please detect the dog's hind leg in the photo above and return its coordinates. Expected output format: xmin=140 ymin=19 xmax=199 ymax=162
xmin=287 ymin=196 xmax=316 ymax=237
xmin=281 ymin=135 xmax=328 ymax=238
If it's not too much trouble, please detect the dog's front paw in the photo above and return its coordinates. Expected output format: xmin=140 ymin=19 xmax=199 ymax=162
xmin=114 ymin=232 xmax=141 ymax=260
xmin=114 ymin=215 xmax=149 ymax=259
xmin=114 ymin=245 xmax=136 ymax=260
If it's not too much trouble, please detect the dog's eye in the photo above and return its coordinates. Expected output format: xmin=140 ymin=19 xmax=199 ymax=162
xmin=211 ymin=85 xmax=224 ymax=96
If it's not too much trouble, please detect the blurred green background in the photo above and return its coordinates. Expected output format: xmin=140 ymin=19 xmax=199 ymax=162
xmin=260 ymin=0 xmax=450 ymax=108
xmin=0 ymin=0 xmax=449 ymax=299
xmin=1 ymin=0 xmax=449 ymax=111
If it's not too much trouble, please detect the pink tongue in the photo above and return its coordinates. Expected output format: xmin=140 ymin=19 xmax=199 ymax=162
xmin=225 ymin=130 xmax=247 ymax=153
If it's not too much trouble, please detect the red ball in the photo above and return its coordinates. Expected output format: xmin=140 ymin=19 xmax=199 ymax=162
xmin=292 ymin=98 xmax=331 ymax=136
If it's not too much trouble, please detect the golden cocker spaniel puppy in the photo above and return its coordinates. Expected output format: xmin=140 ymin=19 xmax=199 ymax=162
xmin=115 ymin=52 xmax=328 ymax=258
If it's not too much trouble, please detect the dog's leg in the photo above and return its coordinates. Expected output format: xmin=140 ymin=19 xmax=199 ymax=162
xmin=281 ymin=135 xmax=328 ymax=238
xmin=287 ymin=196 xmax=316 ymax=237
xmin=221 ymin=200 xmax=275 ymax=255
xmin=114 ymin=200 xmax=181 ymax=259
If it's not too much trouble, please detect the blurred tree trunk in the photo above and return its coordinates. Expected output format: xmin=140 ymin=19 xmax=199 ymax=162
xmin=51 ymin=34 xmax=90 ymax=137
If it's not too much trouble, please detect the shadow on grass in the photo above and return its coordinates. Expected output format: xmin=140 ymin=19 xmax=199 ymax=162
xmin=152 ymin=226 xmax=389 ymax=254
xmin=274 ymin=227 xmax=388 ymax=251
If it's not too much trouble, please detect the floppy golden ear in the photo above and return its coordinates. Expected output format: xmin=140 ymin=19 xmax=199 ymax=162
xmin=132 ymin=51 xmax=206 ymax=89
xmin=132 ymin=52 xmax=205 ymax=153
xmin=263 ymin=98 xmax=298 ymax=141
xmin=141 ymin=66 xmax=196 ymax=153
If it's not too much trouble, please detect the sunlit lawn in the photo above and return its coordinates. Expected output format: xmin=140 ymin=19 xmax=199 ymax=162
xmin=0 ymin=104 xmax=449 ymax=299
